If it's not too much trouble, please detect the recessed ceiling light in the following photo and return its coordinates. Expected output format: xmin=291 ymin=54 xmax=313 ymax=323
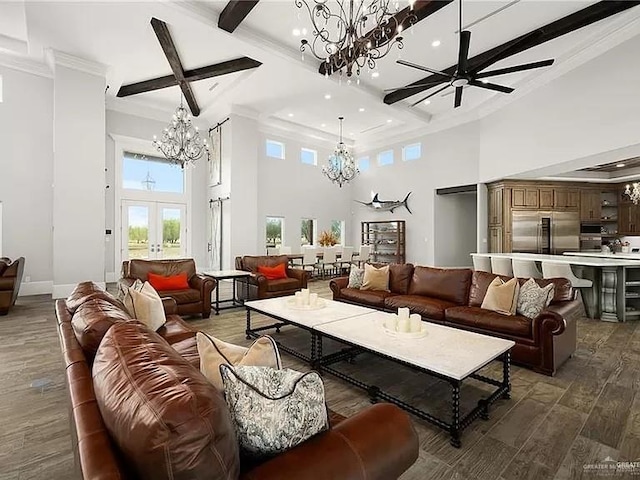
xmin=423 ymin=100 xmax=431 ymax=105
xmin=288 ymin=113 xmax=294 ymax=117
xmin=359 ymin=107 xmax=365 ymax=112
xmin=321 ymin=123 xmax=326 ymax=127
xmin=371 ymin=71 xmax=380 ymax=78
xmin=431 ymin=40 xmax=441 ymax=47
xmin=617 ymin=163 xmax=626 ymax=168
xmin=387 ymin=119 xmax=392 ymax=123
xmin=292 ymin=28 xmax=301 ymax=36
xmin=324 ymin=93 xmax=331 ymax=100
xmin=481 ymin=79 xmax=489 ymax=84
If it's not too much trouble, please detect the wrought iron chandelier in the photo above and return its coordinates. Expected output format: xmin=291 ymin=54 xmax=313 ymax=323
xmin=153 ymin=98 xmax=208 ymax=168
xmin=296 ymin=0 xmax=414 ymax=77
xmin=323 ymin=117 xmax=359 ymax=187
xmin=625 ymin=183 xmax=640 ymax=204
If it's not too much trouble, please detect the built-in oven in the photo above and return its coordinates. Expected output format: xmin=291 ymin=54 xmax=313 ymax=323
xmin=580 ymin=223 xmax=602 ymax=251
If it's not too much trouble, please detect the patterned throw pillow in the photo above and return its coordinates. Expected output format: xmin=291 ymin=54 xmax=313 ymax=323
xmin=517 ymin=278 xmax=555 ymax=319
xmin=347 ymin=264 xmax=364 ymax=289
xmin=220 ymin=365 xmax=328 ymax=458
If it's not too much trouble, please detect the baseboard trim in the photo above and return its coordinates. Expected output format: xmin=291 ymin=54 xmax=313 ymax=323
xmin=19 ymin=280 xmax=53 ymax=296
xmin=52 ymin=281 xmax=106 ymax=299
xmin=105 ymin=272 xmax=117 ymax=283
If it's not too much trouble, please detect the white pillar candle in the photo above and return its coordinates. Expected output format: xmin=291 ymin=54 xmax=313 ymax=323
xmin=398 ymin=317 xmax=409 ymax=333
xmin=310 ymin=293 xmax=318 ymax=306
xmin=398 ymin=307 xmax=410 ymax=321
xmin=409 ymin=313 xmax=422 ymax=333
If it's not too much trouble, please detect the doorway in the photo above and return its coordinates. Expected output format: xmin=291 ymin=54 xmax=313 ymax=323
xmin=122 ymin=201 xmax=186 ymax=260
xmin=434 ymin=185 xmax=478 ymax=267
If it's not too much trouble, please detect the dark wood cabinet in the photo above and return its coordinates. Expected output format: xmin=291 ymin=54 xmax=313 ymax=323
xmin=580 ymin=190 xmax=602 ymax=221
xmin=539 ymin=188 xmax=554 ymax=208
xmin=489 ymin=227 xmax=503 ymax=253
xmin=554 ymin=189 xmax=579 ymax=209
xmin=512 ymin=188 xmax=538 ymax=208
xmin=488 ymin=187 xmax=503 ymax=226
xmin=361 ymin=220 xmax=406 ymax=264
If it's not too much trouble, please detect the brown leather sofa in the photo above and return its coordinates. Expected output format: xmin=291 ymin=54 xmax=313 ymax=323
xmin=235 ymin=255 xmax=307 ymax=300
xmin=0 ymin=257 xmax=25 ymax=315
xmin=330 ymin=265 xmax=580 ymax=376
xmin=56 ymin=281 xmax=419 ymax=480
xmin=119 ymin=258 xmax=215 ymax=318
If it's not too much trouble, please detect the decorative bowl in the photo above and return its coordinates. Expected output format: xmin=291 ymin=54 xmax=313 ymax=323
xmin=380 ymin=319 xmax=428 ymax=339
xmin=285 ymin=297 xmax=327 ymax=311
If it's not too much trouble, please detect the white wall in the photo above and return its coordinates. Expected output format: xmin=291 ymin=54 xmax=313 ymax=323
xmin=0 ymin=66 xmax=53 ymax=292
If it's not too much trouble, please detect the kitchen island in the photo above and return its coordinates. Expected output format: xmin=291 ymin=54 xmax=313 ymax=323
xmin=472 ymin=252 xmax=640 ymax=322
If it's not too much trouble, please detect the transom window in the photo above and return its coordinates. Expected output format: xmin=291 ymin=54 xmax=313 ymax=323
xmin=377 ymin=150 xmax=394 ymax=166
xmin=122 ymin=152 xmax=184 ymax=194
xmin=403 ymin=143 xmax=422 ymax=161
xmin=300 ymin=148 xmax=317 ymax=166
xmin=266 ymin=140 xmax=285 ymax=159
xmin=358 ymin=156 xmax=370 ymax=171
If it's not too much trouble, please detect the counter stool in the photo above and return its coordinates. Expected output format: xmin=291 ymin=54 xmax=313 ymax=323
xmin=491 ymin=257 xmax=513 ymax=277
xmin=542 ymin=262 xmax=594 ymax=317
xmin=512 ymin=259 xmax=543 ymax=279
xmin=472 ymin=255 xmax=492 ymax=273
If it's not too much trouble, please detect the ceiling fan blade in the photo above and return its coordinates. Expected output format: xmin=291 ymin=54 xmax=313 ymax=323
xmin=475 ymin=59 xmax=555 ymax=78
xmin=411 ymin=84 xmax=451 ymax=107
xmin=397 ymin=60 xmax=453 ymax=79
xmin=469 ymin=80 xmax=514 ymax=94
xmin=458 ymin=31 xmax=471 ymax=73
xmin=383 ymin=80 xmax=447 ymax=93
xmin=454 ymin=86 xmax=463 ymax=108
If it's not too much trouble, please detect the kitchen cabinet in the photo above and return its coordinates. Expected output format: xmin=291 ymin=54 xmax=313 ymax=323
xmin=539 ymin=189 xmax=554 ymax=208
xmin=489 ymin=227 xmax=503 ymax=253
xmin=618 ymin=204 xmax=640 ymax=235
xmin=554 ymin=189 xmax=579 ymax=209
xmin=581 ymin=190 xmax=602 ymax=221
xmin=488 ymin=187 xmax=503 ymax=226
xmin=512 ymin=188 xmax=538 ymax=208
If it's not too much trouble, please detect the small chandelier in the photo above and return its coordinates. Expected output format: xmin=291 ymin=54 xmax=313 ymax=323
xmin=625 ymin=183 xmax=640 ymax=204
xmin=323 ymin=117 xmax=359 ymax=187
xmin=153 ymin=98 xmax=208 ymax=168
xmin=296 ymin=0 xmax=414 ymax=78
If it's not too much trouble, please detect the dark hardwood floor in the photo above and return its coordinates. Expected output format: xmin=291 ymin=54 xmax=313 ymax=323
xmin=1 ymin=280 xmax=640 ymax=479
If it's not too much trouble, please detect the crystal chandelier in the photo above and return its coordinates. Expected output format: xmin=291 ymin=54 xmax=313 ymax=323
xmin=625 ymin=183 xmax=640 ymax=204
xmin=323 ymin=117 xmax=359 ymax=187
xmin=153 ymin=98 xmax=208 ymax=168
xmin=296 ymin=0 xmax=414 ymax=78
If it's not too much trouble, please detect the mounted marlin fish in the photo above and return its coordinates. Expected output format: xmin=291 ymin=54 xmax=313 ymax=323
xmin=356 ymin=192 xmax=412 ymax=214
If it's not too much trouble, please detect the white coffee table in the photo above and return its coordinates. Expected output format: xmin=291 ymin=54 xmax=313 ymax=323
xmin=314 ymin=311 xmax=515 ymax=448
xmin=244 ymin=296 xmax=373 ymax=362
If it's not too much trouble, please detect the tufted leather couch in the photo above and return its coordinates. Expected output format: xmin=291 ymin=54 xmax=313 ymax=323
xmin=330 ymin=265 xmax=580 ymax=376
xmin=235 ymin=255 xmax=307 ymax=300
xmin=56 ymin=281 xmax=419 ymax=480
xmin=0 ymin=257 xmax=25 ymax=315
xmin=119 ymin=258 xmax=215 ymax=318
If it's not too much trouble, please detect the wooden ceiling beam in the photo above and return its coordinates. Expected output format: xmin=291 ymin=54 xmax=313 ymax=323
xmin=319 ymin=0 xmax=453 ymax=76
xmin=218 ymin=0 xmax=260 ymax=33
xmin=384 ymin=0 xmax=640 ymax=105
xmin=150 ymin=17 xmax=200 ymax=116
xmin=116 ymin=57 xmax=262 ymax=98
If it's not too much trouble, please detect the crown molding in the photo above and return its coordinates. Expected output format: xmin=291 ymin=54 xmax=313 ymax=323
xmin=0 ymin=51 xmax=52 ymax=78
xmin=230 ymin=104 xmax=260 ymax=121
xmin=47 ymin=49 xmax=109 ymax=77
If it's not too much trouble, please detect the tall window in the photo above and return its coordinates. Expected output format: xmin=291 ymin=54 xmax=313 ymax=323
xmin=301 ymin=218 xmax=315 ymax=246
xmin=358 ymin=156 xmax=370 ymax=171
xmin=122 ymin=152 xmax=184 ymax=193
xmin=300 ymin=148 xmax=317 ymax=165
xmin=266 ymin=217 xmax=284 ymax=248
xmin=377 ymin=150 xmax=394 ymax=166
xmin=331 ymin=220 xmax=345 ymax=244
xmin=403 ymin=143 xmax=421 ymax=161
xmin=266 ymin=140 xmax=285 ymax=159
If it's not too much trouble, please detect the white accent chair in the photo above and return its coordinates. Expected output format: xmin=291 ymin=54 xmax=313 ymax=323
xmin=266 ymin=247 xmax=280 ymax=256
xmin=512 ymin=259 xmax=543 ymax=279
xmin=318 ymin=247 xmax=338 ymax=279
xmin=542 ymin=261 xmax=593 ymax=317
xmin=472 ymin=255 xmax=492 ymax=273
xmin=353 ymin=245 xmax=371 ymax=267
xmin=491 ymin=257 xmax=513 ymax=277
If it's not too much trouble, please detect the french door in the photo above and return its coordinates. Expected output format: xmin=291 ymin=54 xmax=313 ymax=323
xmin=122 ymin=201 xmax=187 ymax=260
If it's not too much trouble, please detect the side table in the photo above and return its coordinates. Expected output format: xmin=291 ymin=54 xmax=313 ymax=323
xmin=200 ymin=270 xmax=252 ymax=315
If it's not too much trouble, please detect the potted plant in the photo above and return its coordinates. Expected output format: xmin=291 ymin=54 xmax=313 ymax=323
xmin=318 ymin=230 xmax=339 ymax=247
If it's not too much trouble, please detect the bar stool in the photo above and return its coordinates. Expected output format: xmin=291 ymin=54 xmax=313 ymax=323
xmin=491 ymin=257 xmax=513 ymax=277
xmin=512 ymin=259 xmax=543 ymax=279
xmin=542 ymin=262 xmax=594 ymax=317
xmin=472 ymin=255 xmax=492 ymax=273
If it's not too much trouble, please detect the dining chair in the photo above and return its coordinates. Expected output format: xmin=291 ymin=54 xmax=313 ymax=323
xmin=279 ymin=246 xmax=292 ymax=255
xmin=542 ymin=261 xmax=594 ymax=317
xmin=300 ymin=247 xmax=318 ymax=279
xmin=353 ymin=245 xmax=371 ymax=267
xmin=266 ymin=247 xmax=280 ymax=256
xmin=339 ymin=246 xmax=355 ymax=274
xmin=318 ymin=247 xmax=338 ymax=279
xmin=512 ymin=259 xmax=543 ymax=279
xmin=491 ymin=257 xmax=513 ymax=277
xmin=471 ymin=255 xmax=492 ymax=273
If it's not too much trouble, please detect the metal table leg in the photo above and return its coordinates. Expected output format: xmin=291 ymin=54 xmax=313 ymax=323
xmin=450 ymin=381 xmax=461 ymax=448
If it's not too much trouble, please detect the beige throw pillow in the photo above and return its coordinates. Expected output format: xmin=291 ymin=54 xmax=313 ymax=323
xmin=127 ymin=282 xmax=166 ymax=331
xmin=122 ymin=279 xmax=144 ymax=316
xmin=481 ymin=277 xmax=520 ymax=316
xmin=361 ymin=264 xmax=390 ymax=291
xmin=197 ymin=332 xmax=281 ymax=390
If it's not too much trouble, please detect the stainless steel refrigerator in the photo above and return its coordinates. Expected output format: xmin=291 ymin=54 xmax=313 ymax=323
xmin=511 ymin=211 xmax=580 ymax=254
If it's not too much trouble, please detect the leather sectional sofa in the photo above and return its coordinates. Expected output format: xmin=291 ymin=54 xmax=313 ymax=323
xmin=56 ymin=281 xmax=418 ymax=480
xmin=330 ymin=265 xmax=580 ymax=376
xmin=235 ymin=255 xmax=307 ymax=300
xmin=0 ymin=257 xmax=25 ymax=315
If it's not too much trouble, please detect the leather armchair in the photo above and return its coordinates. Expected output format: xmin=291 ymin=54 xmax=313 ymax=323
xmin=119 ymin=259 xmax=215 ymax=318
xmin=0 ymin=257 xmax=25 ymax=315
xmin=235 ymin=255 xmax=307 ymax=300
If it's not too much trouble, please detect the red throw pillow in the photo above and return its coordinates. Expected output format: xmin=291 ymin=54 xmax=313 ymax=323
xmin=257 ymin=263 xmax=288 ymax=280
xmin=147 ymin=272 xmax=190 ymax=291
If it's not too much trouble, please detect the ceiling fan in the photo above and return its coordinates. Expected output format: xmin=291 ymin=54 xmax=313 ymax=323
xmin=387 ymin=0 xmax=555 ymax=108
